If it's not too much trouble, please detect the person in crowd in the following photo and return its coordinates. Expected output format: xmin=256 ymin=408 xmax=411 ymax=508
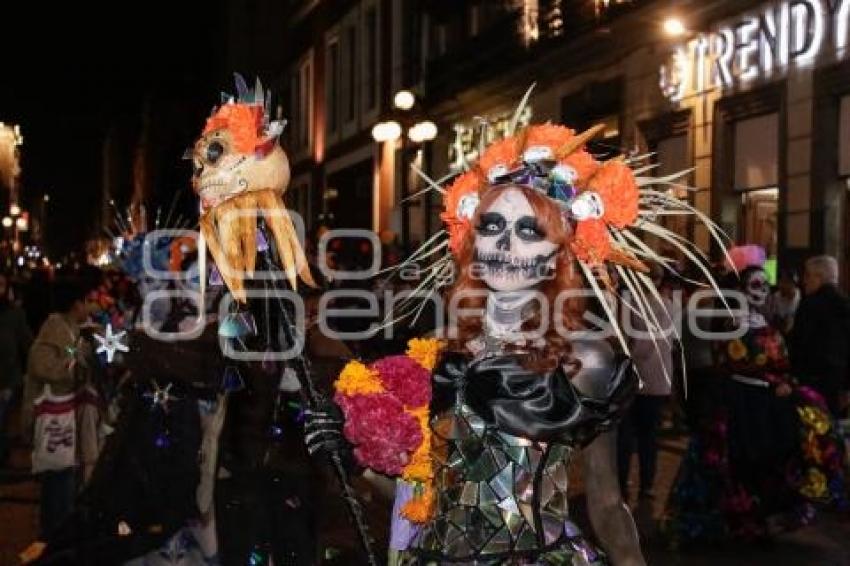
xmin=618 ymin=264 xmax=675 ymax=501
xmin=766 ymin=269 xmax=800 ymax=335
xmin=665 ymin=253 xmax=845 ymax=544
xmin=0 ymin=272 xmax=33 ymax=465
xmin=789 ymin=255 xmax=850 ymax=417
xmin=22 ymin=278 xmax=93 ymax=539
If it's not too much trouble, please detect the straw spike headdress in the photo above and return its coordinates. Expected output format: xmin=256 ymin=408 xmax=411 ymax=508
xmin=391 ymin=87 xmax=732 ymax=373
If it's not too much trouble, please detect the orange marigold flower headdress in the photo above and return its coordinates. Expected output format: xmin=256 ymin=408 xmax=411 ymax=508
xmin=203 ymin=103 xmax=265 ymax=154
xmin=390 ymin=86 xmax=730 ymax=355
xmin=439 ymin=121 xmax=643 ymax=268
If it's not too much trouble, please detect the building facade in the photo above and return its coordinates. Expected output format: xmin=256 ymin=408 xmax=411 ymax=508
xmin=420 ymin=0 xmax=850 ymax=279
xmin=230 ymin=0 xmax=850 ymax=278
xmin=241 ymin=0 xmax=435 ymax=248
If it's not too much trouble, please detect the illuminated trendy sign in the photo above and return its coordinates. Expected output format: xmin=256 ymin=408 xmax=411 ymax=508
xmin=660 ymin=0 xmax=850 ymax=102
xmin=449 ymin=106 xmax=533 ymax=171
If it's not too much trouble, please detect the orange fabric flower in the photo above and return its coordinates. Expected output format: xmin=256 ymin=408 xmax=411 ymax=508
xmin=560 ymin=150 xmax=600 ymax=188
xmin=405 ymin=338 xmax=443 ymax=372
xmin=478 ymin=137 xmax=520 ymax=178
xmin=571 ymin=219 xmax=611 ymax=264
xmin=442 ymin=171 xmax=482 ymax=256
xmin=525 ymin=124 xmax=576 ymax=149
xmin=402 ymin=407 xmax=433 ymax=482
xmin=334 ymin=360 xmax=385 ymax=396
xmin=203 ymin=103 xmax=264 ymax=154
xmin=169 ymin=237 xmax=196 ymax=273
xmin=588 ymin=160 xmax=639 ymax=229
xmin=401 ymin=484 xmax=436 ymax=524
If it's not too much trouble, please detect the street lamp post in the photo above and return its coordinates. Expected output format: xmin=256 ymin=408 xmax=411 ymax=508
xmin=371 ymin=90 xmax=438 ymax=250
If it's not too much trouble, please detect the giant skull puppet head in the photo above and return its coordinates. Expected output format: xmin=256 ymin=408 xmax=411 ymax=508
xmin=473 ymin=186 xmax=560 ymax=292
xmin=191 ymin=75 xmax=313 ymax=302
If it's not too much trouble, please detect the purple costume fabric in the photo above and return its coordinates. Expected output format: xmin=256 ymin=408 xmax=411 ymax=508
xmin=389 ymin=481 xmax=420 ymax=551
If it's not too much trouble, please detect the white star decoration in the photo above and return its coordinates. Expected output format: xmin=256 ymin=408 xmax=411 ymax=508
xmin=94 ymin=324 xmax=129 ymax=363
xmin=144 ymin=381 xmax=179 ymax=412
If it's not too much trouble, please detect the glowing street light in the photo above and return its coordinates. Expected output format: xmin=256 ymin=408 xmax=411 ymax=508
xmin=663 ymin=17 xmax=686 ymax=37
xmin=371 ymin=121 xmax=403 ymax=143
xmin=393 ymin=90 xmax=416 ymax=111
xmin=1 ymin=216 xmax=12 ymax=228
xmin=15 ymin=216 xmax=28 ymax=231
xmin=9 ymin=203 xmax=21 ymax=217
xmin=408 ymin=121 xmax=439 ymax=143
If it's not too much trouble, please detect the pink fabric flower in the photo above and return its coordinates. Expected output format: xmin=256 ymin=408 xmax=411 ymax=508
xmin=335 ymin=393 xmax=423 ymax=476
xmin=798 ymin=386 xmax=827 ymax=409
xmin=372 ymin=356 xmax=432 ymax=408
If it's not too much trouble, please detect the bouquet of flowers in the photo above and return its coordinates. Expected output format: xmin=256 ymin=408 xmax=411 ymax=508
xmin=333 ymin=338 xmax=441 ymax=522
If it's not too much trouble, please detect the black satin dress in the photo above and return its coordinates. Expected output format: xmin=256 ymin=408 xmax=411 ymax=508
xmin=401 ymin=341 xmax=637 ymax=564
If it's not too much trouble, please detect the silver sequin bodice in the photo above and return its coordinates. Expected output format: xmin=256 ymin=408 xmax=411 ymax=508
xmin=411 ymin=402 xmax=573 ymax=561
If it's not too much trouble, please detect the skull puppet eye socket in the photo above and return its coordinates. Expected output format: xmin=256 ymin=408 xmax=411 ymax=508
xmin=206 ymin=141 xmax=225 ymax=164
xmin=514 ymin=216 xmax=545 ymax=242
xmin=476 ymin=212 xmax=506 ymax=236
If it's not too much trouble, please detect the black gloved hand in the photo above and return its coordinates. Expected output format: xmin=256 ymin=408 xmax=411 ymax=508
xmin=303 ymin=398 xmax=348 ymax=457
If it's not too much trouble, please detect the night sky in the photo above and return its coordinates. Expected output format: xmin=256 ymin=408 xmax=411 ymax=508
xmin=1 ymin=2 xmax=226 ymax=257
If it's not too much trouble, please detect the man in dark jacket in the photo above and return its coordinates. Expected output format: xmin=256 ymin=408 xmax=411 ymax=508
xmin=790 ymin=256 xmax=850 ymax=416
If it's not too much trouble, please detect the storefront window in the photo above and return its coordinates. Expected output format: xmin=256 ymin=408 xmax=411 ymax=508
xmin=656 ymin=134 xmax=689 ymax=188
xmin=840 ymin=95 xmax=850 ymax=178
xmin=655 ymin=134 xmax=690 ymax=238
xmin=734 ymin=113 xmax=779 ymax=268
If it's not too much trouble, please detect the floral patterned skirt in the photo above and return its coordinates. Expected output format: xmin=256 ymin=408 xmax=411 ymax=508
xmin=662 ymin=378 xmax=846 ymax=545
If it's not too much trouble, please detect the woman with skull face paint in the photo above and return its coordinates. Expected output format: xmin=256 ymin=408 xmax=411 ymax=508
xmin=303 ymin=119 xmax=722 ymax=565
xmin=428 ymin=183 xmax=644 ymax=564
xmin=664 ymin=251 xmax=847 ymax=545
xmin=306 ymin=118 xmax=740 ymax=564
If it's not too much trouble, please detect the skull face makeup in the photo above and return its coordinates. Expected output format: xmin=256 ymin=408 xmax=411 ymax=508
xmin=744 ymin=269 xmax=769 ymax=308
xmin=473 ymin=188 xmax=559 ymax=292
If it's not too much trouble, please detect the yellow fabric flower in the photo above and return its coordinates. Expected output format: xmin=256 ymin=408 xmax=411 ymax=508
xmin=406 ymin=338 xmax=443 ymax=371
xmin=402 ymin=407 xmax=433 ymax=482
xmin=401 ymin=484 xmax=436 ymax=524
xmin=798 ymin=406 xmax=831 ymax=436
xmin=727 ymin=339 xmax=747 ymax=361
xmin=334 ymin=360 xmax=384 ymax=396
xmin=800 ymin=467 xmax=828 ymax=500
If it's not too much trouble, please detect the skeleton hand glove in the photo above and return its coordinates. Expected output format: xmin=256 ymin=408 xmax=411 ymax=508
xmin=303 ymin=398 xmax=348 ymax=457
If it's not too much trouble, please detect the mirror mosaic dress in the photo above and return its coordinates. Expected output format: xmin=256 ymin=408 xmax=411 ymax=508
xmin=391 ymin=343 xmax=636 ymax=565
